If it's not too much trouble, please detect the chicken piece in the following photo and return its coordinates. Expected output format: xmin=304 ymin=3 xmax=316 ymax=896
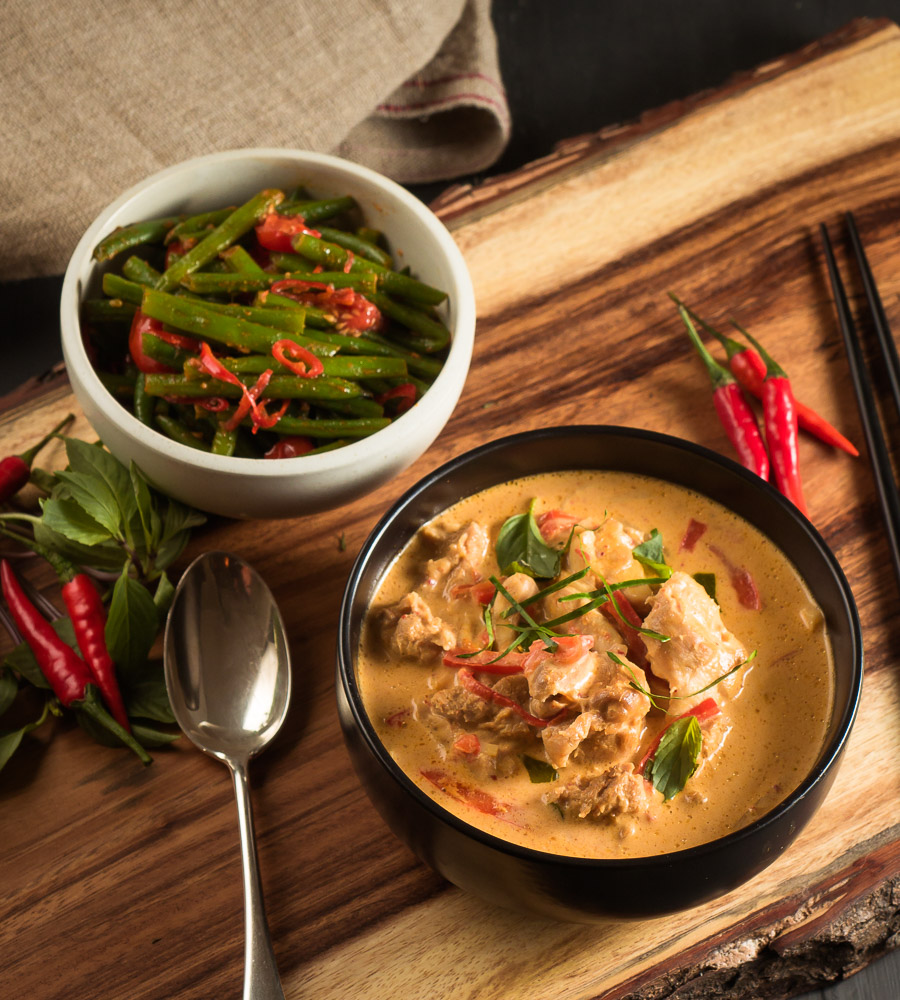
xmin=492 ymin=572 xmax=539 ymax=653
xmin=420 ymin=520 xmax=491 ymax=599
xmin=565 ymin=519 xmax=653 ymax=608
xmin=524 ymin=637 xmax=650 ymax=768
xmin=380 ymin=591 xmax=456 ymax=661
xmin=642 ymin=571 xmax=746 ymax=704
xmin=426 ymin=675 xmax=534 ymax=743
xmin=542 ymin=582 xmax=625 ymax=653
xmin=545 ymin=764 xmax=655 ymax=824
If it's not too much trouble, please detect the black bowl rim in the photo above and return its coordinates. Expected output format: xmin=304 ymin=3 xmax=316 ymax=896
xmin=337 ymin=424 xmax=863 ymax=871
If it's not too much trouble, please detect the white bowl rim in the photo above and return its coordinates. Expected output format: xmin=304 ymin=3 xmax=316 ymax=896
xmin=60 ymin=147 xmax=476 ymax=480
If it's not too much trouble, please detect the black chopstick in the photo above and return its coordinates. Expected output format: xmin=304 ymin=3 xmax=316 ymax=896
xmin=820 ymin=218 xmax=900 ymax=587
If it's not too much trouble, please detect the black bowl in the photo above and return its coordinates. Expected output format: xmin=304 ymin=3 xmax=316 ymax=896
xmin=336 ymin=426 xmax=863 ymax=921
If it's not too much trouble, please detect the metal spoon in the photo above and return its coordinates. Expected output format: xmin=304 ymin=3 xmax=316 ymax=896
xmin=165 ymin=550 xmax=291 ymax=1000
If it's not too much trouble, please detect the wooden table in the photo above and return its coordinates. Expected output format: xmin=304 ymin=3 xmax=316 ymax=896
xmin=1 ymin=18 xmax=899 ymax=1000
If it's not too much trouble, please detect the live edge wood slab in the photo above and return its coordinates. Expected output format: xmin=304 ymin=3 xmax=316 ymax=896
xmin=1 ymin=17 xmax=899 ymax=1000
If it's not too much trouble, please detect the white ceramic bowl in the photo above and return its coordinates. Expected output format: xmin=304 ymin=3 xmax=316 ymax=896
xmin=60 ymin=149 xmax=475 ymax=519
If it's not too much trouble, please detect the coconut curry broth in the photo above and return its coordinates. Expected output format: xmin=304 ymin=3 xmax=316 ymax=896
xmin=357 ymin=470 xmax=834 ymax=859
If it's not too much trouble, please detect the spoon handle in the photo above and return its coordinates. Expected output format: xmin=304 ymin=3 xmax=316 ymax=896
xmin=228 ymin=758 xmax=286 ymax=1000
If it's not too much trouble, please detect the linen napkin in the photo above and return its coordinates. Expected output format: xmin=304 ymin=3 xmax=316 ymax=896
xmin=0 ymin=0 xmax=508 ymax=281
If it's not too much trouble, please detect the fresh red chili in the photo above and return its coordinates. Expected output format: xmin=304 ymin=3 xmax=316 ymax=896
xmin=0 ymin=414 xmax=73 ymax=503
xmin=198 ymin=343 xmax=279 ymax=432
xmin=681 ymin=307 xmax=770 ymax=480
xmin=740 ymin=330 xmax=808 ymax=516
xmin=637 ymin=697 xmax=720 ymax=775
xmin=62 ymin=574 xmax=130 ymax=730
xmin=0 ymin=560 xmax=150 ymax=763
xmin=271 ymin=339 xmax=325 ymax=378
xmin=269 ymin=278 xmax=382 ymax=333
xmin=706 ymin=319 xmax=859 ymax=458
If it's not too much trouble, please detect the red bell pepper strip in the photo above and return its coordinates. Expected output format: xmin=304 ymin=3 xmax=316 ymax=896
xmin=0 ymin=414 xmax=73 ymax=503
xmin=637 ymin=697 xmax=719 ymax=775
xmin=458 ymin=667 xmax=565 ymax=728
xmin=693 ymin=311 xmax=858 ymax=457
xmin=708 ymin=544 xmax=762 ymax=610
xmin=443 ymin=649 xmax=527 ymax=674
xmin=679 ymin=518 xmax=707 ymax=552
xmin=599 ymin=593 xmax=649 ymax=670
xmin=0 ymin=560 xmax=150 ymax=763
xmin=680 ymin=306 xmax=770 ymax=480
xmin=739 ymin=330 xmax=808 ymax=516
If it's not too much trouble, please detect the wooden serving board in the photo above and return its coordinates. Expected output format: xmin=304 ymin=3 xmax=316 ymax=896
xmin=2 ymin=18 xmax=900 ymax=1000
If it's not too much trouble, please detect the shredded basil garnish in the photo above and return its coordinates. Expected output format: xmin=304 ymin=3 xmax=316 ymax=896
xmin=522 ymin=755 xmax=558 ymax=783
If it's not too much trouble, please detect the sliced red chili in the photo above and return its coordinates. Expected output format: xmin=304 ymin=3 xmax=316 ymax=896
xmin=458 ymin=667 xmax=562 ymax=728
xmin=270 ymin=278 xmax=382 ymax=333
xmin=443 ymin=649 xmax=526 ymax=674
xmin=600 ymin=593 xmax=649 ymax=669
xmin=271 ymin=339 xmax=324 ymax=378
xmin=420 ymin=768 xmax=510 ymax=818
xmin=679 ymin=518 xmax=708 ymax=552
xmin=709 ymin=544 xmax=762 ymax=610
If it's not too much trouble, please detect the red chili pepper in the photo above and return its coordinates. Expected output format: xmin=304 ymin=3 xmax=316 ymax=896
xmin=680 ymin=306 xmax=770 ymax=480
xmin=708 ymin=544 xmax=762 ymax=610
xmin=62 ymin=574 xmax=130 ymax=730
xmin=271 ymin=339 xmax=324 ymax=378
xmin=637 ymin=697 xmax=720 ymax=775
xmin=375 ymin=383 xmax=417 ymax=415
xmin=254 ymin=212 xmax=321 ymax=251
xmin=739 ymin=329 xmax=808 ymax=516
xmin=198 ymin=343 xmax=279 ymax=432
xmin=0 ymin=414 xmax=73 ymax=503
xmin=0 ymin=560 xmax=150 ymax=763
xmin=702 ymin=317 xmax=858 ymax=458
xmin=264 ymin=436 xmax=315 ymax=459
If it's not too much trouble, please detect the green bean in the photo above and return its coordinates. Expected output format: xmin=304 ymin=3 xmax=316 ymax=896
xmin=181 ymin=269 xmax=377 ymax=296
xmin=260 ymin=291 xmax=334 ymax=329
xmin=268 ymin=415 xmax=390 ymax=439
xmin=155 ymin=414 xmax=209 ymax=450
xmin=155 ymin=189 xmax=283 ymax=292
xmin=268 ymin=252 xmax=315 ymax=273
xmin=142 ymin=334 xmax=191 ymax=370
xmin=83 ymin=298 xmax=135 ymax=323
xmin=211 ymin=426 xmax=237 ymax=456
xmin=143 ymin=373 xmax=365 ymax=402
xmin=141 ymin=289 xmax=339 ymax=357
xmin=196 ymin=300 xmax=307 ymax=333
xmin=317 ymin=226 xmax=393 ymax=269
xmin=98 ymin=372 xmax=137 ymax=396
xmin=227 ymin=353 xmax=408 ymax=380
xmin=279 ymin=196 xmax=356 ymax=222
xmin=122 ymin=255 xmax=163 ymax=286
xmin=102 ymin=272 xmax=144 ymax=306
xmin=220 ymin=245 xmax=268 ymax=276
xmin=356 ymin=227 xmax=384 ymax=247
xmin=321 ymin=397 xmax=385 ymax=418
xmin=293 ymin=233 xmax=447 ymax=305
xmin=165 ymin=208 xmax=235 ymax=245
xmin=133 ymin=374 xmax=156 ymax=426
xmin=368 ymin=291 xmax=450 ymax=353
xmin=93 ymin=216 xmax=182 ymax=262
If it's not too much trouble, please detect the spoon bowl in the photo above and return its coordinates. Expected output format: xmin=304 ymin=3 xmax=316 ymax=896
xmin=165 ymin=550 xmax=291 ymax=1000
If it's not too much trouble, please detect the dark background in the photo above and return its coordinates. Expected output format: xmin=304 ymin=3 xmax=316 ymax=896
xmin=2 ymin=4 xmax=899 ymax=995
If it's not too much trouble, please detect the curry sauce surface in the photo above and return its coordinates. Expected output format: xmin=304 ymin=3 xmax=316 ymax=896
xmin=358 ymin=471 xmax=834 ymax=859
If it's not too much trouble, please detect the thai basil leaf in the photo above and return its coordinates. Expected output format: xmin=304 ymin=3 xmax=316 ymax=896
xmin=153 ymin=572 xmax=176 ymax=627
xmin=54 ymin=470 xmax=123 ymax=539
xmin=646 ymin=715 xmax=702 ymax=800
xmin=693 ymin=572 xmax=717 ymax=601
xmin=522 ymin=755 xmax=558 ymax=783
xmin=633 ymin=528 xmax=672 ymax=580
xmin=64 ymin=437 xmax=136 ymax=526
xmin=120 ymin=659 xmax=175 ymax=724
xmin=496 ymin=501 xmax=562 ymax=579
xmin=105 ymin=568 xmax=159 ymax=678
xmin=40 ymin=496 xmax=113 ymax=547
xmin=0 ymin=667 xmax=19 ymax=716
xmin=0 ymin=700 xmax=51 ymax=773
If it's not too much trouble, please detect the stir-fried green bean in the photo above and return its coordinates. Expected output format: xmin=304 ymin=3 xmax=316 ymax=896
xmin=83 ymin=184 xmax=451 ymax=458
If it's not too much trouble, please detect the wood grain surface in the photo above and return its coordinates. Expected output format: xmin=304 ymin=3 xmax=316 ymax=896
xmin=2 ymin=18 xmax=900 ymax=1000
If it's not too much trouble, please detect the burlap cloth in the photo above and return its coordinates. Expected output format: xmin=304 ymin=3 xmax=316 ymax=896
xmin=0 ymin=0 xmax=508 ymax=281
